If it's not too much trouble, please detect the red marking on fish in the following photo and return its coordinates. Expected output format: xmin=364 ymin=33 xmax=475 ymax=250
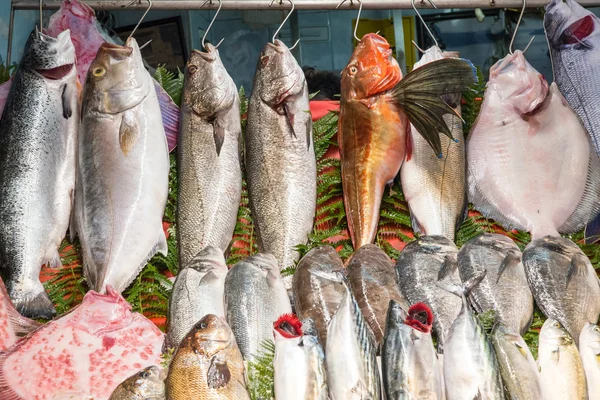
xmin=405 ymin=302 xmax=434 ymax=333
xmin=274 ymin=313 xmax=302 ymax=338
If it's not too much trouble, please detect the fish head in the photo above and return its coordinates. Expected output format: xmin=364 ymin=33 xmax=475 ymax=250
xmin=273 ymin=313 xmax=302 ymax=341
xmin=187 ymin=246 xmax=228 ymax=277
xmin=255 ymin=39 xmax=305 ymax=107
xmin=186 ymin=314 xmax=233 ymax=357
xmin=405 ymin=302 xmax=434 ymax=333
xmin=488 ymin=50 xmax=549 ymax=115
xmin=116 ymin=365 xmax=166 ymax=398
xmin=387 ymin=299 xmax=408 ymax=326
xmin=21 ymin=29 xmax=76 ymax=80
xmin=184 ymin=44 xmax=236 ymax=117
xmin=545 ymin=0 xmax=599 ymax=51
xmin=579 ymin=323 xmax=600 ymax=348
xmin=341 ymin=33 xmax=401 ymax=101
xmin=540 ymin=318 xmax=574 ymax=347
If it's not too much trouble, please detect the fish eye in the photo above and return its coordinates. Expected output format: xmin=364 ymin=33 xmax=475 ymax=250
xmin=92 ymin=67 xmax=105 ymax=77
xmin=594 ymin=326 xmax=600 ymax=332
xmin=188 ymin=64 xmax=198 ymax=74
xmin=139 ymin=370 xmax=150 ymax=379
xmin=260 ymin=55 xmax=270 ymax=68
xmin=348 ymin=66 xmax=358 ymax=75
xmin=195 ymin=321 xmax=207 ymax=330
xmin=553 ymin=321 xmax=561 ymax=328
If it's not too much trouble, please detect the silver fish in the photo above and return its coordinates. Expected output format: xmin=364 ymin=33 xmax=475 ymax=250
xmin=109 ymin=365 xmax=166 ymax=400
xmin=0 ymin=29 xmax=78 ymax=319
xmin=382 ymin=300 xmax=444 ymax=400
xmin=523 ymin=236 xmax=600 ymax=346
xmin=75 ymin=39 xmax=169 ymax=294
xmin=177 ymin=45 xmax=242 ymax=266
xmin=400 ymin=46 xmax=466 ymax=242
xmin=245 ymin=39 xmax=317 ymax=288
xmin=347 ymin=244 xmax=409 ymax=346
xmin=165 ymin=246 xmax=228 ymax=350
xmin=395 ymin=235 xmax=462 ymax=353
xmin=579 ymin=322 xmax=600 ymax=398
xmin=439 ymin=273 xmax=505 ymax=400
xmin=538 ymin=318 xmax=588 ymax=400
xmin=224 ymin=253 xmax=292 ymax=360
xmin=491 ymin=324 xmax=543 ymax=400
xmin=457 ymin=233 xmax=533 ymax=335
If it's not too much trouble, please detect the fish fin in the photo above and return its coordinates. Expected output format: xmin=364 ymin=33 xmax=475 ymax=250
xmin=61 ymin=82 xmax=74 ymax=119
xmin=68 ymin=185 xmax=77 ymax=241
xmin=405 ymin=123 xmax=413 ymax=162
xmin=212 ymin=115 xmax=225 ymax=156
xmin=437 ymin=253 xmax=458 ymax=281
xmin=473 ymin=388 xmax=483 ymax=400
xmin=551 ymin=348 xmax=560 ymax=364
xmin=514 ymin=341 xmax=530 ymax=360
xmin=585 ymin=213 xmax=600 ymax=244
xmin=441 ymin=92 xmax=462 ymax=109
xmin=456 ymin=195 xmax=469 ymax=234
xmin=11 ymin=283 xmax=56 ymax=320
xmin=566 ymin=253 xmax=589 ymax=288
xmin=283 ymin=103 xmax=297 ymax=139
xmin=437 ymin=270 xmax=486 ymax=298
xmin=155 ymin=229 xmax=168 ymax=256
xmin=389 ymin=58 xmax=477 ymax=156
xmin=3 ymin=282 xmax=42 ymax=337
xmin=207 ymin=356 xmax=231 ymax=389
xmin=44 ymin=248 xmax=63 ymax=269
xmin=153 ymin=79 xmax=179 ymax=152
xmin=118 ymin=112 xmax=139 ymax=156
xmin=306 ymin=113 xmax=313 ymax=151
xmin=496 ymin=249 xmax=522 ymax=284
xmin=0 ymin=349 xmax=27 ymax=400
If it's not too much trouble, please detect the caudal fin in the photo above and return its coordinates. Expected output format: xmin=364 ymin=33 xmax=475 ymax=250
xmin=153 ymin=80 xmax=179 ymax=152
xmin=12 ymin=286 xmax=56 ymax=320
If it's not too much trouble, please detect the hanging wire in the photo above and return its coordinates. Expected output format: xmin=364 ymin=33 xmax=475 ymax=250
xmin=336 ymin=0 xmax=363 ymax=42
xmin=412 ymin=0 xmax=439 ymax=51
xmin=39 ymin=0 xmax=43 ymax=31
xmin=270 ymin=0 xmax=300 ymax=50
xmin=125 ymin=0 xmax=153 ymax=43
xmin=509 ymin=0 xmax=535 ymax=54
xmin=201 ymin=0 xmax=225 ymax=49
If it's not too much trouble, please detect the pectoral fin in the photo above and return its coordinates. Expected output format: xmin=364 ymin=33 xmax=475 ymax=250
xmin=119 ymin=112 xmax=139 ymax=156
xmin=284 ymin=103 xmax=297 ymax=139
xmin=61 ymin=83 xmax=74 ymax=119
xmin=438 ymin=254 xmax=458 ymax=281
xmin=207 ymin=356 xmax=231 ymax=389
xmin=212 ymin=116 xmax=225 ymax=156
xmin=496 ymin=249 xmax=522 ymax=284
xmin=566 ymin=253 xmax=589 ymax=288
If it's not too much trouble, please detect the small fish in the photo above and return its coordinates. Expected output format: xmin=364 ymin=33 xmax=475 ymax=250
xmin=439 ymin=273 xmax=505 ymax=400
xmin=457 ymin=233 xmax=534 ymax=335
xmin=292 ymin=245 xmax=346 ymax=349
xmin=523 ymin=236 xmax=600 ymax=345
xmin=491 ymin=324 xmax=543 ymax=400
xmin=109 ymin=365 xmax=166 ymax=400
xmin=165 ymin=314 xmax=249 ymax=399
xmin=395 ymin=235 xmax=462 ymax=353
xmin=579 ymin=323 xmax=600 ymax=398
xmin=224 ymin=253 xmax=292 ymax=361
xmin=273 ymin=315 xmax=329 ymax=400
xmin=382 ymin=301 xmax=445 ymax=400
xmin=165 ymin=246 xmax=228 ymax=350
xmin=347 ymin=244 xmax=409 ymax=346
xmin=538 ymin=319 xmax=588 ymax=400
xmin=0 ymin=276 xmax=41 ymax=352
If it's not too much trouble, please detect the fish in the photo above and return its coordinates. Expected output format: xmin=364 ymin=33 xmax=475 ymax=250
xmin=491 ymin=323 xmax=543 ymax=400
xmin=522 ymin=236 xmax=600 ymax=346
xmin=538 ymin=318 xmax=588 ymax=400
xmin=400 ymin=46 xmax=467 ymax=242
xmin=457 ymin=233 xmax=534 ymax=335
xmin=313 ymin=269 xmax=381 ymax=399
xmin=339 ymin=33 xmax=476 ymax=249
xmin=0 ymin=287 xmax=164 ymax=399
xmin=165 ymin=314 xmax=249 ymax=400
xmin=245 ymin=39 xmax=316 ymax=288
xmin=177 ymin=45 xmax=242 ymax=266
xmin=273 ymin=315 xmax=329 ymax=400
xmin=109 ymin=365 xmax=166 ymax=400
xmin=467 ymin=50 xmax=600 ymax=240
xmin=395 ymin=235 xmax=462 ymax=353
xmin=439 ymin=273 xmax=505 ymax=400
xmin=74 ymin=38 xmax=170 ymax=294
xmin=579 ymin=322 xmax=600 ymax=398
xmin=292 ymin=245 xmax=345 ymax=349
xmin=0 ymin=29 xmax=78 ymax=319
xmin=0 ymin=276 xmax=41 ymax=352
xmin=165 ymin=246 xmax=228 ymax=351
xmin=382 ymin=301 xmax=445 ymax=400
xmin=346 ymin=244 xmax=409 ymax=346
xmin=224 ymin=253 xmax=292 ymax=361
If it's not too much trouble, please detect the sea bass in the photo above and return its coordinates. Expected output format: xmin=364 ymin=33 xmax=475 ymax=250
xmin=75 ymin=38 xmax=169 ymax=294
xmin=0 ymin=287 xmax=164 ymax=400
xmin=109 ymin=366 xmax=166 ymax=400
xmin=224 ymin=253 xmax=292 ymax=360
xmin=400 ymin=46 xmax=467 ymax=242
xmin=245 ymin=39 xmax=316 ymax=285
xmin=538 ymin=318 xmax=588 ymax=400
xmin=339 ymin=33 xmax=476 ymax=249
xmin=177 ymin=45 xmax=242 ymax=266
xmin=0 ymin=276 xmax=41 ymax=351
xmin=382 ymin=301 xmax=445 ymax=400
xmin=166 ymin=314 xmax=249 ymax=400
xmin=491 ymin=323 xmax=543 ymax=400
xmin=0 ymin=29 xmax=78 ymax=319
xmin=347 ymin=244 xmax=409 ymax=346
xmin=165 ymin=246 xmax=228 ymax=350
xmin=395 ymin=235 xmax=462 ymax=353
xmin=523 ymin=236 xmax=600 ymax=346
xmin=467 ymin=50 xmax=600 ymax=239
xmin=440 ymin=273 xmax=505 ymax=400
xmin=580 ymin=323 xmax=600 ymax=399
xmin=457 ymin=233 xmax=533 ymax=335
xmin=273 ymin=315 xmax=329 ymax=400
xmin=292 ymin=245 xmax=345 ymax=349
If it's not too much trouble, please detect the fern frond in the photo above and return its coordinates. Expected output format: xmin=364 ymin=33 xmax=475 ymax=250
xmin=246 ymin=339 xmax=276 ymax=400
xmin=153 ymin=65 xmax=184 ymax=107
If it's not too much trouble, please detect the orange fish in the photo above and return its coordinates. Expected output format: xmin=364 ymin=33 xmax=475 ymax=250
xmin=339 ymin=33 xmax=476 ymax=249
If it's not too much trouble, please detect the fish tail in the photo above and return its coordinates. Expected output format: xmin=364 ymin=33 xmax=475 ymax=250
xmin=154 ymin=80 xmax=180 ymax=152
xmin=11 ymin=284 xmax=56 ymax=320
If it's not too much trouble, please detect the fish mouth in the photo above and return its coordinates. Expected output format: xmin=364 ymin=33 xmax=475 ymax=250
xmin=36 ymin=63 xmax=74 ymax=80
xmin=101 ymin=42 xmax=133 ymax=60
xmin=267 ymin=39 xmax=289 ymax=53
xmin=193 ymin=44 xmax=218 ymax=61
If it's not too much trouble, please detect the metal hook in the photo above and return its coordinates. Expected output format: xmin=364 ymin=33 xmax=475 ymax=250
xmin=201 ymin=0 xmax=225 ymax=50
xmin=509 ymin=0 xmax=533 ymax=54
xmin=336 ymin=0 xmax=363 ymax=43
xmin=412 ymin=0 xmax=438 ymax=48
xmin=125 ymin=0 xmax=153 ymax=43
xmin=270 ymin=0 xmax=300 ymax=49
xmin=411 ymin=40 xmax=426 ymax=54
